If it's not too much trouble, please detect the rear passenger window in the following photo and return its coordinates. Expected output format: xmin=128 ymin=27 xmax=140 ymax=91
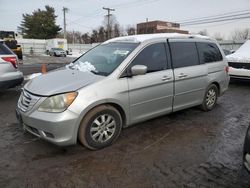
xmin=170 ymin=42 xmax=199 ymax=68
xmin=0 ymin=43 xmax=14 ymax=55
xmin=130 ymin=43 xmax=168 ymax=73
xmin=197 ymin=42 xmax=223 ymax=63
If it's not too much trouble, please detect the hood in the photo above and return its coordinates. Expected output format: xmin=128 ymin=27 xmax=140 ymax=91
xmin=24 ymin=68 xmax=104 ymax=96
xmin=227 ymin=40 xmax=250 ymax=63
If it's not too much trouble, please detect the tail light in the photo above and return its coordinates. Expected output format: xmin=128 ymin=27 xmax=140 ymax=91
xmin=225 ymin=66 xmax=229 ymax=73
xmin=1 ymin=56 xmax=17 ymax=68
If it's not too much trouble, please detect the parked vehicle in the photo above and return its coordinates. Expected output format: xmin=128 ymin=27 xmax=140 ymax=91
xmin=49 ymin=48 xmax=67 ymax=57
xmin=46 ymin=38 xmax=68 ymax=55
xmin=227 ymin=40 xmax=250 ymax=80
xmin=243 ymin=124 xmax=250 ymax=173
xmin=0 ymin=31 xmax=23 ymax=60
xmin=0 ymin=40 xmax=23 ymax=90
xmin=16 ymin=33 xmax=230 ymax=150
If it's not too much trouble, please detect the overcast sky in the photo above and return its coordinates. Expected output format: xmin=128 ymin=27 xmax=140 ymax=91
xmin=0 ymin=0 xmax=250 ymax=39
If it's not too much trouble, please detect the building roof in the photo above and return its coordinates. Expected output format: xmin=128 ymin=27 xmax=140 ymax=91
xmin=104 ymin=33 xmax=211 ymax=44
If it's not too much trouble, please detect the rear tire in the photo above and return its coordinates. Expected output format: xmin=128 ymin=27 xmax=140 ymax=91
xmin=201 ymin=84 xmax=218 ymax=111
xmin=78 ymin=105 xmax=122 ymax=150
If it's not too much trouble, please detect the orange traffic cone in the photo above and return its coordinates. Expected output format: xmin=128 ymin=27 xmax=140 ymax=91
xmin=41 ymin=63 xmax=47 ymax=74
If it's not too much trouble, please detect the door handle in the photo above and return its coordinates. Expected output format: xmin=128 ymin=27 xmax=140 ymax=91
xmin=178 ymin=73 xmax=188 ymax=78
xmin=162 ymin=76 xmax=172 ymax=81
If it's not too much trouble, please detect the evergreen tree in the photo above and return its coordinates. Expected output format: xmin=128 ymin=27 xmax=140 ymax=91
xmin=18 ymin=5 xmax=61 ymax=39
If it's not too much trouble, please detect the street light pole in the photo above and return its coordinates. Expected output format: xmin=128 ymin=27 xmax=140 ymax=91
xmin=63 ymin=7 xmax=69 ymax=40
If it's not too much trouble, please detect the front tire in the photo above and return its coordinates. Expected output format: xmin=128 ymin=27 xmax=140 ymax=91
xmin=78 ymin=105 xmax=122 ymax=150
xmin=201 ymin=84 xmax=218 ymax=111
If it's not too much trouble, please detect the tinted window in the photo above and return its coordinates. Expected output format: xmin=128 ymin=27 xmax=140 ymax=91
xmin=130 ymin=43 xmax=168 ymax=73
xmin=197 ymin=42 xmax=223 ymax=63
xmin=0 ymin=43 xmax=14 ymax=55
xmin=170 ymin=42 xmax=199 ymax=68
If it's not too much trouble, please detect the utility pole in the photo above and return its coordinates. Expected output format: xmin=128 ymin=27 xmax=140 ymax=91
xmin=103 ymin=7 xmax=115 ymax=39
xmin=63 ymin=7 xmax=69 ymax=40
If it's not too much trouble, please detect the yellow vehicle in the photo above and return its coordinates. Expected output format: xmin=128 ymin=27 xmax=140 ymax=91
xmin=0 ymin=31 xmax=23 ymax=60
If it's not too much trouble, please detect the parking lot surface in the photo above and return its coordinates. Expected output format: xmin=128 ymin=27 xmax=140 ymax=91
xmin=0 ymin=56 xmax=250 ymax=188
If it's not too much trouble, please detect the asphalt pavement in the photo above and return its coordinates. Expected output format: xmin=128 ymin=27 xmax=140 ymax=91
xmin=0 ymin=56 xmax=250 ymax=188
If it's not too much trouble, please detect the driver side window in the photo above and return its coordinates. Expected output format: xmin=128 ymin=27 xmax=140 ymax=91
xmin=129 ymin=43 xmax=168 ymax=73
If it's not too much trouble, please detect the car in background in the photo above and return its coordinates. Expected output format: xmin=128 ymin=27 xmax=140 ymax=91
xmin=243 ymin=124 xmax=250 ymax=173
xmin=0 ymin=40 xmax=23 ymax=90
xmin=49 ymin=48 xmax=67 ymax=57
xmin=227 ymin=40 xmax=250 ymax=80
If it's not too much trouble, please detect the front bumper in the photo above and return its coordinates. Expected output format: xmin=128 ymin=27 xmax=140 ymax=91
xmin=16 ymin=108 xmax=80 ymax=146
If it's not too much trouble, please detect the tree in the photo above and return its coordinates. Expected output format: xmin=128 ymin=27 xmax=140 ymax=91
xmin=81 ymin=33 xmax=91 ymax=44
xmin=113 ymin=23 xmax=121 ymax=38
xmin=98 ymin=26 xmax=106 ymax=42
xmin=102 ymin=14 xmax=118 ymax=39
xmin=230 ymin=28 xmax=250 ymax=41
xmin=198 ymin=29 xmax=208 ymax=36
xmin=18 ymin=5 xmax=61 ymax=39
xmin=213 ymin=32 xmax=224 ymax=41
xmin=126 ymin=25 xmax=136 ymax=35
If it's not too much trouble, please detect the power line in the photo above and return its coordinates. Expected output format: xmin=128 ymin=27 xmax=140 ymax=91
xmin=176 ymin=9 xmax=250 ymax=23
xmin=67 ymin=0 xmax=161 ymax=25
xmin=181 ymin=15 xmax=250 ymax=26
xmin=180 ymin=12 xmax=250 ymax=25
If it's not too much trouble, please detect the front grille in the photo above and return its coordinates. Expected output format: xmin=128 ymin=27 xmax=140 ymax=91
xmin=18 ymin=89 xmax=40 ymax=112
xmin=229 ymin=62 xmax=250 ymax=70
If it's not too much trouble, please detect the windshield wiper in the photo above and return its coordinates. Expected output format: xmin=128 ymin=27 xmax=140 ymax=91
xmin=90 ymin=70 xmax=108 ymax=76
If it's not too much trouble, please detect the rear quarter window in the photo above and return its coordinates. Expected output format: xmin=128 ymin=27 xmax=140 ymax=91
xmin=0 ymin=43 xmax=14 ymax=55
xmin=197 ymin=42 xmax=223 ymax=64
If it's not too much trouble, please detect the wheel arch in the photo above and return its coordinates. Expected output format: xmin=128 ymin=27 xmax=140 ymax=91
xmin=210 ymin=81 xmax=220 ymax=95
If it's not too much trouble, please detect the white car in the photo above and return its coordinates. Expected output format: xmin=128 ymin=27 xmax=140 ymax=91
xmin=227 ymin=40 xmax=250 ymax=80
xmin=0 ymin=40 xmax=23 ymax=90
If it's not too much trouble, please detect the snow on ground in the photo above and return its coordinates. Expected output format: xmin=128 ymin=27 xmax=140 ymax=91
xmin=67 ymin=51 xmax=84 ymax=58
xmin=227 ymin=40 xmax=250 ymax=63
xmin=24 ymin=73 xmax=42 ymax=81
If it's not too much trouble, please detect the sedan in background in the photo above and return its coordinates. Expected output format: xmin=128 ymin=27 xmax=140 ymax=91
xmin=0 ymin=40 xmax=23 ymax=90
xmin=49 ymin=48 xmax=67 ymax=57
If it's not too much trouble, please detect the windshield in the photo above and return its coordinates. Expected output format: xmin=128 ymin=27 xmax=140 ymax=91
xmin=53 ymin=48 xmax=63 ymax=51
xmin=68 ymin=42 xmax=139 ymax=76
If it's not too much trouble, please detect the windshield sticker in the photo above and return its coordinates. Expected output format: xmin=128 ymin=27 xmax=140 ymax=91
xmin=113 ymin=50 xmax=129 ymax=56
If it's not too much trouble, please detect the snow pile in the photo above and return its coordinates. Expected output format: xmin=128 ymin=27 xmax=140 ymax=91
xmin=227 ymin=40 xmax=250 ymax=63
xmin=24 ymin=73 xmax=42 ymax=81
xmin=229 ymin=67 xmax=250 ymax=77
xmin=68 ymin=61 xmax=96 ymax=72
xmin=67 ymin=51 xmax=84 ymax=58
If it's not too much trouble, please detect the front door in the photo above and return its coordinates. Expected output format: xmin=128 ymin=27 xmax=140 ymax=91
xmin=126 ymin=42 xmax=174 ymax=124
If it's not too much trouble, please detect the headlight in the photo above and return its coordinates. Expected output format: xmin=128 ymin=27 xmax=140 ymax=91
xmin=38 ymin=92 xmax=77 ymax=113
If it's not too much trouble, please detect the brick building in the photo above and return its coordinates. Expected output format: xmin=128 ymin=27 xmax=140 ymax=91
xmin=137 ymin=20 xmax=188 ymax=34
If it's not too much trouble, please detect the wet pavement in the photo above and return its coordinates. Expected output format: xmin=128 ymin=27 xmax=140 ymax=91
xmin=0 ymin=58 xmax=250 ymax=187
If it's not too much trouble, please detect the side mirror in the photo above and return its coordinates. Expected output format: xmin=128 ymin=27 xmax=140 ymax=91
xmin=131 ymin=65 xmax=147 ymax=76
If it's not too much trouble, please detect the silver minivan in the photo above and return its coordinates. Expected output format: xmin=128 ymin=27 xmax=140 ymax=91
xmin=16 ymin=33 xmax=230 ymax=150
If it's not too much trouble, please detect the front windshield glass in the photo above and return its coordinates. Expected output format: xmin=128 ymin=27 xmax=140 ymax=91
xmin=68 ymin=42 xmax=139 ymax=76
xmin=53 ymin=48 xmax=63 ymax=51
